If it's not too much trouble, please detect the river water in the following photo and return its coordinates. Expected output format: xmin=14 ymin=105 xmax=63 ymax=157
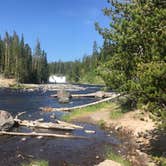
xmin=0 ymin=85 xmax=122 ymax=166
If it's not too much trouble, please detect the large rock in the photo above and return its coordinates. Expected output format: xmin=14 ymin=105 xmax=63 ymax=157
xmin=96 ymin=159 xmax=121 ymax=166
xmin=0 ymin=110 xmax=15 ymax=131
xmin=57 ymin=88 xmax=71 ymax=103
xmin=95 ymin=91 xmax=106 ymax=98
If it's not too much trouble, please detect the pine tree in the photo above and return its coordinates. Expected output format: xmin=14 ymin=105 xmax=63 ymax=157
xmin=96 ymin=0 xmax=166 ymax=128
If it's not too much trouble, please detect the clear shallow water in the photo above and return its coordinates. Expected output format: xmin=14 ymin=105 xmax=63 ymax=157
xmin=0 ymin=85 xmax=122 ymax=166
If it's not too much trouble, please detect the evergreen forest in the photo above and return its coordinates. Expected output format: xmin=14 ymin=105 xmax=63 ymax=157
xmin=0 ymin=32 xmax=48 ymax=83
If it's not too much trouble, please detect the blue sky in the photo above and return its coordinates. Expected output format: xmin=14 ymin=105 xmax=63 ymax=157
xmin=0 ymin=0 xmax=110 ymax=62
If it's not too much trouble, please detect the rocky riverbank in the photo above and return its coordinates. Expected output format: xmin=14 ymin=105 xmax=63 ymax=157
xmin=65 ymin=103 xmax=158 ymax=166
xmin=0 ymin=77 xmax=86 ymax=92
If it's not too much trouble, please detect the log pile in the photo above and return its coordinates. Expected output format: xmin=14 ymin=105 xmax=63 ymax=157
xmin=14 ymin=112 xmax=83 ymax=131
xmin=0 ymin=111 xmax=85 ymax=139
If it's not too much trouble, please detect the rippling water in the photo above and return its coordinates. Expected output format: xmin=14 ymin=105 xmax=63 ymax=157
xmin=0 ymin=85 xmax=121 ymax=166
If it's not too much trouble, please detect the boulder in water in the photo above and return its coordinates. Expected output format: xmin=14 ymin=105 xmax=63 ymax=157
xmin=0 ymin=110 xmax=15 ymax=131
xmin=57 ymin=88 xmax=71 ymax=103
xmin=95 ymin=91 xmax=105 ymax=98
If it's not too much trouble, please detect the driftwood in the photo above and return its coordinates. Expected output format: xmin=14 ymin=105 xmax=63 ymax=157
xmin=51 ymin=91 xmax=114 ymax=99
xmin=48 ymin=93 xmax=120 ymax=112
xmin=0 ymin=112 xmax=85 ymax=139
xmin=0 ymin=131 xmax=86 ymax=139
xmin=14 ymin=119 xmax=75 ymax=130
xmin=56 ymin=120 xmax=83 ymax=129
xmin=14 ymin=119 xmax=83 ymax=130
xmin=14 ymin=112 xmax=83 ymax=130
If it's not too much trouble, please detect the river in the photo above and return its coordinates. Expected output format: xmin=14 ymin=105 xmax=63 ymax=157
xmin=0 ymin=84 xmax=122 ymax=166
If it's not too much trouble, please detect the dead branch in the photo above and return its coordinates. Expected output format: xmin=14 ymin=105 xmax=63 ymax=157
xmin=50 ymin=94 xmax=120 ymax=112
xmin=56 ymin=120 xmax=83 ymax=129
xmin=51 ymin=91 xmax=114 ymax=98
xmin=0 ymin=131 xmax=86 ymax=139
xmin=15 ymin=111 xmax=26 ymax=119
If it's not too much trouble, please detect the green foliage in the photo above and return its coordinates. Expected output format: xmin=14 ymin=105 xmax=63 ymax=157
xmin=153 ymin=156 xmax=166 ymax=166
xmin=62 ymin=102 xmax=111 ymax=121
xmin=32 ymin=40 xmax=48 ymax=83
xmin=98 ymin=120 xmax=106 ymax=129
xmin=22 ymin=160 xmax=48 ymax=166
xmin=96 ymin=0 xmax=166 ymax=129
xmin=0 ymin=32 xmax=48 ymax=83
xmin=62 ymin=101 xmax=125 ymax=122
xmin=110 ymin=109 xmax=123 ymax=119
xmin=79 ymin=70 xmax=104 ymax=85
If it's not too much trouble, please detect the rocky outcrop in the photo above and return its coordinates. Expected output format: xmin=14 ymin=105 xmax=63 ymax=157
xmin=0 ymin=110 xmax=14 ymax=131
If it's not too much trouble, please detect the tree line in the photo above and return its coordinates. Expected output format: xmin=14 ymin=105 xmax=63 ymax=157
xmin=48 ymin=41 xmax=100 ymax=83
xmin=0 ymin=32 xmax=48 ymax=83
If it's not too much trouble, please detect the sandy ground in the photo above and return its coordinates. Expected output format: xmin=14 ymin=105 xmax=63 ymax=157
xmin=0 ymin=77 xmax=16 ymax=87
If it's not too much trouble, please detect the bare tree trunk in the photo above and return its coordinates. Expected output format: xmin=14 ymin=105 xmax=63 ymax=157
xmin=43 ymin=94 xmax=120 ymax=112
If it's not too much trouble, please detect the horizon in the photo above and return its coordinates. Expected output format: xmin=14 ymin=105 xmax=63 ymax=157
xmin=0 ymin=0 xmax=110 ymax=62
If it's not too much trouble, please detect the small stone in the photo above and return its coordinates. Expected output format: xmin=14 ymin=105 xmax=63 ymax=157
xmin=17 ymin=154 xmax=24 ymax=159
xmin=21 ymin=137 xmax=27 ymax=141
xmin=50 ymin=113 xmax=56 ymax=119
xmin=84 ymin=130 xmax=96 ymax=134
xmin=115 ymin=125 xmax=122 ymax=131
xmin=65 ymin=132 xmax=70 ymax=135
xmin=37 ymin=136 xmax=43 ymax=139
xmin=118 ymin=150 xmax=121 ymax=154
xmin=96 ymin=155 xmax=100 ymax=159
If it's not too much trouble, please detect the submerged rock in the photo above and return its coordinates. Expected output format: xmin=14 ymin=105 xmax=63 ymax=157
xmin=0 ymin=110 xmax=14 ymax=131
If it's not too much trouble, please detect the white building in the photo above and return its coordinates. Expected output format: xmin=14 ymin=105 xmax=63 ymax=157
xmin=49 ymin=75 xmax=66 ymax=83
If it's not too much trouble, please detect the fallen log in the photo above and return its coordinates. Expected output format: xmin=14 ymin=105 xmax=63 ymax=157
xmin=49 ymin=93 xmax=120 ymax=112
xmin=56 ymin=120 xmax=83 ymax=129
xmin=51 ymin=91 xmax=114 ymax=99
xmin=0 ymin=131 xmax=86 ymax=139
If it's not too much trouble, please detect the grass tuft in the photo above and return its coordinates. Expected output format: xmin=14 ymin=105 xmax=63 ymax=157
xmin=62 ymin=102 xmax=111 ymax=121
xmin=22 ymin=160 xmax=48 ymax=166
xmin=62 ymin=101 xmax=127 ymax=122
xmin=106 ymin=147 xmax=131 ymax=166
